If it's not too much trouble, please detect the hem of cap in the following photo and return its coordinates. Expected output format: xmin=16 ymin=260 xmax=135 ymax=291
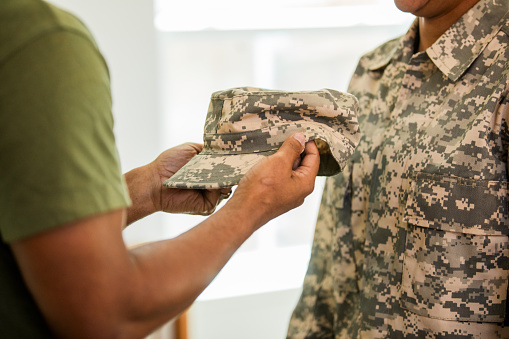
xmin=164 ymin=180 xmax=237 ymax=189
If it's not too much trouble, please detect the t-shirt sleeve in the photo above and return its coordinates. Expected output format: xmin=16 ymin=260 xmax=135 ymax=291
xmin=0 ymin=29 xmax=131 ymax=242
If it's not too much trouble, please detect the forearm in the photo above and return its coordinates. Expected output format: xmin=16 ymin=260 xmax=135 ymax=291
xmin=14 ymin=203 xmax=258 ymax=339
xmin=122 ymin=200 xmax=258 ymax=337
xmin=123 ymin=164 xmax=158 ymax=226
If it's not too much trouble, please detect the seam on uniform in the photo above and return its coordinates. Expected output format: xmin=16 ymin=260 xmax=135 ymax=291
xmin=212 ymin=90 xmax=341 ymax=100
xmin=200 ymin=148 xmax=278 ymax=156
xmin=411 ymin=172 xmax=508 ymax=187
xmin=203 ymin=123 xmax=339 ymax=137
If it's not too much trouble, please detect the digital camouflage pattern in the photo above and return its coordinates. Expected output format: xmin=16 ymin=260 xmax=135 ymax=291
xmin=164 ymin=87 xmax=360 ymax=189
xmin=288 ymin=0 xmax=509 ymax=338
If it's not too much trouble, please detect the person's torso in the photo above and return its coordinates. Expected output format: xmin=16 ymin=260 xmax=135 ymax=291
xmin=331 ymin=3 xmax=509 ymax=337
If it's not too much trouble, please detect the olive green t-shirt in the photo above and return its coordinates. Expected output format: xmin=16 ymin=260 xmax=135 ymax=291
xmin=0 ymin=0 xmax=131 ymax=336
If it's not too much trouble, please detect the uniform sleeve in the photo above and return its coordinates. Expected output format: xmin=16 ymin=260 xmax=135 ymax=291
xmin=0 ymin=29 xmax=131 ymax=242
xmin=287 ymin=178 xmax=336 ymax=338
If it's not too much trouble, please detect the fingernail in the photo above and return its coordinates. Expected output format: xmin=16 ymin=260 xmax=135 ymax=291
xmin=293 ymin=133 xmax=305 ymax=146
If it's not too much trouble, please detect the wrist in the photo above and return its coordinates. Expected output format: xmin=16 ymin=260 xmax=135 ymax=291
xmin=123 ymin=163 xmax=160 ymax=226
xmin=221 ymin=192 xmax=270 ymax=234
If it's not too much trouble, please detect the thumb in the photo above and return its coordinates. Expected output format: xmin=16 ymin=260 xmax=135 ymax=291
xmin=276 ymin=133 xmax=306 ymax=166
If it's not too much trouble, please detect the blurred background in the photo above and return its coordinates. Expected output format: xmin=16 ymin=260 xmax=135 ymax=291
xmin=48 ymin=1 xmax=413 ymax=338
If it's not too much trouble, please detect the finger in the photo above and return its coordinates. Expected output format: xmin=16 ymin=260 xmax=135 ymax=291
xmin=219 ymin=187 xmax=232 ymax=200
xmin=292 ymin=157 xmax=302 ymax=170
xmin=186 ymin=142 xmax=204 ymax=154
xmin=276 ymin=133 xmax=306 ymax=168
xmin=292 ymin=154 xmax=303 ymax=170
xmin=204 ymin=188 xmax=233 ymax=210
xmin=201 ymin=189 xmax=221 ymax=213
xmin=294 ymin=140 xmax=320 ymax=177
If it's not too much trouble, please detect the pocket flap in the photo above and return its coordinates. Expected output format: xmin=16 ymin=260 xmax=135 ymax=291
xmin=403 ymin=173 xmax=509 ymax=236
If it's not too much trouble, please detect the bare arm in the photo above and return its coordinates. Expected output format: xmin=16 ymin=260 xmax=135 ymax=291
xmin=11 ymin=134 xmax=319 ymax=339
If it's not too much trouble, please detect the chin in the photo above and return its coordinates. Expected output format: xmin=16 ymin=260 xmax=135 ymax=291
xmin=393 ymin=0 xmax=430 ymax=14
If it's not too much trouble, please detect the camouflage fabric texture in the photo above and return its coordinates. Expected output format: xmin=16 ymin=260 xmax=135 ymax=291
xmin=288 ymin=0 xmax=509 ymax=338
xmin=164 ymin=87 xmax=360 ymax=189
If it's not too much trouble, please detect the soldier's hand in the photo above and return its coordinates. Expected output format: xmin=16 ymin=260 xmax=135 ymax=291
xmin=227 ymin=133 xmax=320 ymax=228
xmin=149 ymin=143 xmax=230 ymax=215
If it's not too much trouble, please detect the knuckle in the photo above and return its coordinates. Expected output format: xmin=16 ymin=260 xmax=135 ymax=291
xmin=303 ymin=181 xmax=315 ymax=195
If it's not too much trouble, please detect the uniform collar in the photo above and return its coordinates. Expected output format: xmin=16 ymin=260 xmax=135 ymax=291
xmin=367 ymin=0 xmax=508 ymax=81
xmin=427 ymin=0 xmax=508 ymax=82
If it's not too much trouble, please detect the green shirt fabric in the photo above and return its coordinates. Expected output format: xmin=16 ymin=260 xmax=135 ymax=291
xmin=0 ymin=0 xmax=131 ymax=336
xmin=288 ymin=0 xmax=509 ymax=338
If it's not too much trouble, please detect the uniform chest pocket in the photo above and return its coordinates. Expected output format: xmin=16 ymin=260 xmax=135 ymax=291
xmin=401 ymin=173 xmax=509 ymax=323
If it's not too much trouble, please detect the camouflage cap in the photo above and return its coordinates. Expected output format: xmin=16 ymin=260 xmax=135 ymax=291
xmin=164 ymin=87 xmax=360 ymax=189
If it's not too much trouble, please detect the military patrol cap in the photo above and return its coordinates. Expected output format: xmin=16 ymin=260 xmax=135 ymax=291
xmin=164 ymin=87 xmax=360 ymax=189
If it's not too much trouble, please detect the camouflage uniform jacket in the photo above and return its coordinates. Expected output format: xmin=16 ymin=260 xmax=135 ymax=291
xmin=288 ymin=0 xmax=509 ymax=338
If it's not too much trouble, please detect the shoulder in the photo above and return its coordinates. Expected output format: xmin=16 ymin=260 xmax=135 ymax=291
xmin=0 ymin=0 xmax=98 ymax=66
xmin=347 ymin=36 xmax=401 ymax=94
xmin=359 ymin=37 xmax=400 ymax=67
xmin=347 ymin=36 xmax=402 ymax=93
xmin=354 ymin=37 xmax=401 ymax=76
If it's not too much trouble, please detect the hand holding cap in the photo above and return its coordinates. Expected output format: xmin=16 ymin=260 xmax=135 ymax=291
xmin=164 ymin=87 xmax=360 ymax=189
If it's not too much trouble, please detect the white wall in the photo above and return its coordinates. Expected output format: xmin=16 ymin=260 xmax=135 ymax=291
xmin=188 ymin=289 xmax=303 ymax=339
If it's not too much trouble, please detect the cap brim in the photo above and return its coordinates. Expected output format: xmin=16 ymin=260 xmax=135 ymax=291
xmin=163 ymin=151 xmax=275 ymax=189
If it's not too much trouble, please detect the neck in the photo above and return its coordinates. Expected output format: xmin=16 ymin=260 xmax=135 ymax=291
xmin=417 ymin=0 xmax=480 ymax=52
